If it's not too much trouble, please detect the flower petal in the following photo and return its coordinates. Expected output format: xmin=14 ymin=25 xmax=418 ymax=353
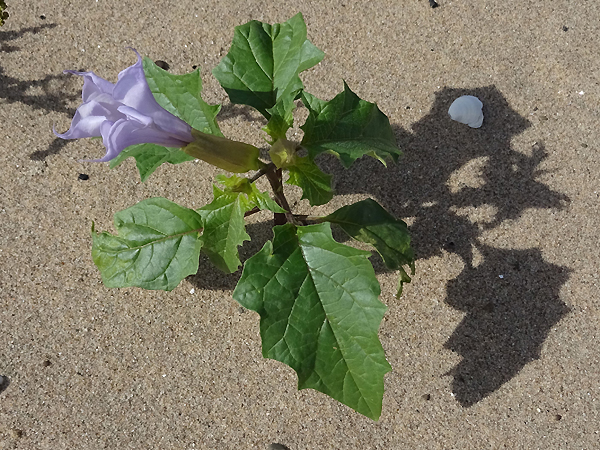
xmin=117 ymin=105 xmax=153 ymax=126
xmin=92 ymin=119 xmax=190 ymax=162
xmin=65 ymin=70 xmax=114 ymax=103
xmin=112 ymin=49 xmax=193 ymax=142
xmin=54 ymin=99 xmax=120 ymax=139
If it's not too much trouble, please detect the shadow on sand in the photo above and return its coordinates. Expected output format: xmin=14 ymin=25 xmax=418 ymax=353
xmin=0 ymin=22 xmax=78 ymax=160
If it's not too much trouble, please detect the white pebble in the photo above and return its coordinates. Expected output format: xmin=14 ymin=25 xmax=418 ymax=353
xmin=448 ymin=95 xmax=484 ymax=128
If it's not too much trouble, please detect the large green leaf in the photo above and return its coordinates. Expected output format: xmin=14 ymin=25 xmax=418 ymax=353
xmin=92 ymin=198 xmax=203 ymax=291
xmin=301 ymin=83 xmax=402 ymax=167
xmin=325 ymin=199 xmax=415 ymax=295
xmin=286 ymin=156 xmax=333 ymax=206
xmin=110 ymin=143 xmax=195 ymax=182
xmin=233 ymin=222 xmax=391 ymax=420
xmin=212 ymin=13 xmax=324 ymax=126
xmin=142 ymin=57 xmax=222 ymax=136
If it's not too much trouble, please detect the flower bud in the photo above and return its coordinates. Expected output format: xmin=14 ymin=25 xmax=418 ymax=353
xmin=269 ymin=138 xmax=298 ymax=169
xmin=183 ymin=129 xmax=260 ymax=173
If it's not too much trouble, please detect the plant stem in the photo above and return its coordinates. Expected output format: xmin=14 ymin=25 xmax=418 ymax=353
xmin=249 ymin=161 xmax=277 ymax=183
xmin=244 ymin=206 xmax=261 ymax=218
xmin=265 ymin=167 xmax=297 ymax=225
xmin=293 ymin=214 xmax=325 ymax=225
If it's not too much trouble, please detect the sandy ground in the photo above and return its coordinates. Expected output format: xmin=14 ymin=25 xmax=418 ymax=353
xmin=1 ymin=1 xmax=599 ymax=448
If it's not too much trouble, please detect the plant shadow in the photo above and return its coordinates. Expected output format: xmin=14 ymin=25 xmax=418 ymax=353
xmin=1 ymin=22 xmax=79 ymax=160
xmin=330 ymin=85 xmax=571 ymax=406
xmin=443 ymin=245 xmax=570 ymax=406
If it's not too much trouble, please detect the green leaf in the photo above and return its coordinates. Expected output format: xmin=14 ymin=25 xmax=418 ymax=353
xmin=110 ymin=143 xmax=195 ymax=182
xmin=213 ymin=13 xmax=324 ymax=121
xmin=233 ymin=222 xmax=391 ymax=420
xmin=142 ymin=57 xmax=222 ymax=136
xmin=263 ymin=96 xmax=295 ymax=142
xmin=214 ymin=174 xmax=286 ymax=214
xmin=247 ymin=188 xmax=287 ymax=214
xmin=300 ymin=83 xmax=402 ymax=167
xmin=196 ymin=186 xmax=251 ymax=273
xmin=92 ymin=198 xmax=204 ymax=291
xmin=286 ymin=157 xmax=333 ymax=206
xmin=325 ymin=199 xmax=415 ymax=295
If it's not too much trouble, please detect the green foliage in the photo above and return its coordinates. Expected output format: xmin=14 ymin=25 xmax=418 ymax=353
xmin=214 ymin=174 xmax=286 ymax=214
xmin=142 ymin=57 xmax=222 ymax=136
xmin=110 ymin=143 xmax=194 ymax=182
xmin=0 ymin=1 xmax=8 ymax=26
xmin=286 ymin=157 xmax=333 ymax=206
xmin=301 ymin=82 xmax=402 ymax=167
xmin=264 ymin=97 xmax=295 ymax=142
xmin=213 ymin=12 xmax=323 ymax=139
xmin=326 ymin=199 xmax=415 ymax=294
xmin=196 ymin=186 xmax=251 ymax=273
xmin=233 ymin=223 xmax=391 ymax=420
xmin=92 ymin=198 xmax=203 ymax=291
xmin=197 ymin=175 xmax=286 ymax=273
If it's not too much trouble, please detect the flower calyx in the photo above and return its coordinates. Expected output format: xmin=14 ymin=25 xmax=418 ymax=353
xmin=269 ymin=138 xmax=298 ymax=169
xmin=183 ymin=129 xmax=260 ymax=173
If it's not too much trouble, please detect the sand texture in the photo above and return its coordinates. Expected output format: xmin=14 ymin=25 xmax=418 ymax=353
xmin=1 ymin=1 xmax=599 ymax=448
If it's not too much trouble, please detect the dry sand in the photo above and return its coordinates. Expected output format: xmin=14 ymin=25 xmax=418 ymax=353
xmin=1 ymin=1 xmax=599 ymax=448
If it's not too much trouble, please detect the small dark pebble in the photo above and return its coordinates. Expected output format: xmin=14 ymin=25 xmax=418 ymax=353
xmin=78 ymin=173 xmax=89 ymax=180
xmin=192 ymin=65 xmax=198 ymax=69
xmin=429 ymin=0 xmax=439 ymax=8
xmin=555 ymin=414 xmax=562 ymax=421
xmin=423 ymin=394 xmax=431 ymax=401
xmin=562 ymin=25 xmax=568 ymax=32
xmin=43 ymin=360 xmax=52 ymax=367
xmin=533 ymin=106 xmax=538 ymax=111
xmin=269 ymin=444 xmax=291 ymax=450
xmin=0 ymin=375 xmax=9 ymax=393
xmin=40 ymin=14 xmax=46 ymax=20
xmin=11 ymin=429 xmax=23 ymax=439
xmin=581 ymin=143 xmax=588 ymax=148
xmin=405 ymin=106 xmax=411 ymax=110
xmin=154 ymin=60 xmax=170 ymax=71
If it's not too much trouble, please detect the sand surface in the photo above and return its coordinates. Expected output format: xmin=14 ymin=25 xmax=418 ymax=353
xmin=1 ymin=1 xmax=599 ymax=448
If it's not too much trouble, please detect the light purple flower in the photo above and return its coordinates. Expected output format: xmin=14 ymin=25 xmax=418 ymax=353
xmin=55 ymin=49 xmax=193 ymax=162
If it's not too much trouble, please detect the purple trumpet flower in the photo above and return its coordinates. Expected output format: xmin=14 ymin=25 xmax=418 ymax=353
xmin=55 ymin=49 xmax=193 ymax=162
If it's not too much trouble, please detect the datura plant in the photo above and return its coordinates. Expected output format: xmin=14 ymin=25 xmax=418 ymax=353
xmin=57 ymin=13 xmax=414 ymax=420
